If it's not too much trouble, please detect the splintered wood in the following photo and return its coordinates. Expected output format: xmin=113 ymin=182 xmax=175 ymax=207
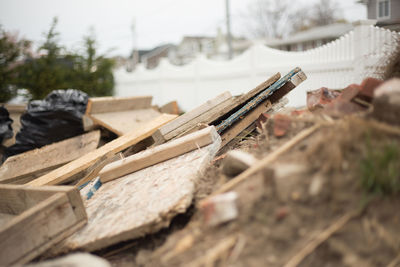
xmin=50 ymin=133 xmax=221 ymax=253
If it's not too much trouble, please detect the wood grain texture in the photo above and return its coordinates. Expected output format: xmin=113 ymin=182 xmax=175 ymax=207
xmin=52 ymin=135 xmax=221 ymax=253
xmin=220 ymin=100 xmax=272 ymax=147
xmin=216 ymin=68 xmax=301 ymax=134
xmin=219 ymin=71 xmax=306 ymax=148
xmin=0 ymin=185 xmax=86 ymax=266
xmin=89 ymin=109 xmax=161 ymax=136
xmin=27 ymin=114 xmax=177 ymax=186
xmin=164 ymin=73 xmax=281 ymax=142
xmin=0 ymin=131 xmax=100 ymax=184
xmin=155 ymin=91 xmax=232 ymax=137
xmin=86 ymin=96 xmax=152 ymax=114
xmin=99 ymin=126 xmax=219 ymax=183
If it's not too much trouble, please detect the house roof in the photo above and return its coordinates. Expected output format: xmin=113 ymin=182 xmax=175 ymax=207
xmin=265 ymin=23 xmax=354 ymax=46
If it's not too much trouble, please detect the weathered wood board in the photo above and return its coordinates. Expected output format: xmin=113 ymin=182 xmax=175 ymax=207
xmin=86 ymin=96 xmax=152 ymax=114
xmin=0 ymin=185 xmax=87 ymax=266
xmin=51 ymin=133 xmax=221 ymax=253
xmin=89 ymin=109 xmax=161 ymax=136
xmin=0 ymin=131 xmax=100 ymax=184
xmin=152 ymin=91 xmax=232 ymax=144
xmin=27 ymin=114 xmax=177 ymax=186
xmin=99 ymin=126 xmax=218 ymax=183
xmin=155 ymin=73 xmax=281 ymax=143
xmin=219 ymin=71 xmax=306 ymax=147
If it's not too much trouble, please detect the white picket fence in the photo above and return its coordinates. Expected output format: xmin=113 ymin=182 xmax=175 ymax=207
xmin=115 ymin=21 xmax=400 ymax=111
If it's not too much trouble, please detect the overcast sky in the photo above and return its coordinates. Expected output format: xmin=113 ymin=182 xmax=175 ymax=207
xmin=0 ymin=0 xmax=366 ymax=56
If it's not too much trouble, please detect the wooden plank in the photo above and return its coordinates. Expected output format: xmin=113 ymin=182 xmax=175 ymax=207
xmin=99 ymin=126 xmax=219 ymax=183
xmin=160 ymin=73 xmax=281 ymax=142
xmin=86 ymin=96 xmax=152 ymax=114
xmin=51 ymin=134 xmax=221 ymax=253
xmin=27 ymin=114 xmax=177 ymax=186
xmin=216 ymin=68 xmax=303 ymax=134
xmin=0 ymin=131 xmax=100 ymax=184
xmin=0 ymin=185 xmax=87 ymax=266
xmin=153 ymin=91 xmax=232 ymax=140
xmin=219 ymin=71 xmax=306 ymax=147
xmin=220 ymin=100 xmax=272 ymax=147
xmin=89 ymin=108 xmax=161 ymax=136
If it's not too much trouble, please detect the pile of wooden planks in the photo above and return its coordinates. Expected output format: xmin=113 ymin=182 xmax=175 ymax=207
xmin=0 ymin=67 xmax=307 ymax=264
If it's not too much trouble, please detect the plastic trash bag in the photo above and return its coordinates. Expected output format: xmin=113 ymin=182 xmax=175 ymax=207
xmin=5 ymin=89 xmax=88 ymax=157
xmin=0 ymin=106 xmax=13 ymax=144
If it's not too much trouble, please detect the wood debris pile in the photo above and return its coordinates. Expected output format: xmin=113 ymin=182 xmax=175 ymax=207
xmin=0 ymin=68 xmax=399 ymax=267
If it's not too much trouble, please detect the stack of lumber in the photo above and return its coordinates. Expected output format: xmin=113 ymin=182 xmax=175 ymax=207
xmin=0 ymin=67 xmax=307 ymax=264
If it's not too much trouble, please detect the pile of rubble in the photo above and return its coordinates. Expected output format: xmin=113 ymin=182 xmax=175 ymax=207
xmin=0 ymin=67 xmax=399 ymax=267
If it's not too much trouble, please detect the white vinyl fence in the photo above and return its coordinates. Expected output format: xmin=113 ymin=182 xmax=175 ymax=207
xmin=115 ymin=21 xmax=400 ymax=111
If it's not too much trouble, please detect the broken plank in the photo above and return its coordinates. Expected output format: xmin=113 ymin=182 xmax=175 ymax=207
xmin=89 ymin=108 xmax=161 ymax=136
xmin=152 ymin=91 xmax=232 ymax=144
xmin=167 ymin=73 xmax=281 ymax=141
xmin=216 ymin=68 xmax=303 ymax=134
xmin=86 ymin=96 xmax=153 ymax=114
xmin=50 ymin=134 xmax=221 ymax=253
xmin=99 ymin=126 xmax=219 ymax=183
xmin=0 ymin=131 xmax=100 ymax=185
xmin=27 ymin=114 xmax=177 ymax=186
xmin=0 ymin=185 xmax=86 ymax=266
xmin=220 ymin=100 xmax=272 ymax=148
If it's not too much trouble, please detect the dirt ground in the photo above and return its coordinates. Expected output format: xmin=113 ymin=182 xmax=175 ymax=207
xmin=98 ymin=113 xmax=400 ymax=267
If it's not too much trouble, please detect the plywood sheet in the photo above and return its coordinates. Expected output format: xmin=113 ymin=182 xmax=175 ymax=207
xmin=52 ymin=134 xmax=221 ymax=253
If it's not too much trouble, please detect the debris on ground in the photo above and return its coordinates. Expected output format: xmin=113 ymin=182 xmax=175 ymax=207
xmin=0 ymin=67 xmax=399 ymax=267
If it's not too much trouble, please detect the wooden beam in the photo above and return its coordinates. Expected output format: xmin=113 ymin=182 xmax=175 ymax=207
xmin=0 ymin=185 xmax=86 ymax=266
xmin=0 ymin=131 xmax=100 ymax=184
xmin=220 ymin=100 xmax=271 ymax=148
xmin=152 ymin=73 xmax=281 ymax=144
xmin=219 ymin=71 xmax=306 ymax=148
xmin=26 ymin=114 xmax=177 ymax=186
xmin=152 ymin=91 xmax=232 ymax=144
xmin=99 ymin=126 xmax=219 ymax=183
xmin=216 ymin=68 xmax=303 ymax=134
xmin=85 ymin=96 xmax=152 ymax=114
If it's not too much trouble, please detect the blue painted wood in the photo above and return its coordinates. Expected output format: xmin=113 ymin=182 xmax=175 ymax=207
xmin=215 ymin=67 xmax=301 ymax=134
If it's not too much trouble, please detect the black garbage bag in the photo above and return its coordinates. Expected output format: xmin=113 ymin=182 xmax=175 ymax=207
xmin=0 ymin=106 xmax=13 ymax=144
xmin=5 ymin=89 xmax=88 ymax=158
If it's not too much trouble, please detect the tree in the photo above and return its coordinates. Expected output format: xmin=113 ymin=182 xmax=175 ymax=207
xmin=16 ymin=17 xmax=70 ymax=99
xmin=16 ymin=18 xmax=115 ymax=99
xmin=245 ymin=0 xmax=344 ymax=38
xmin=0 ymin=26 xmax=31 ymax=102
xmin=72 ymin=30 xmax=115 ymax=96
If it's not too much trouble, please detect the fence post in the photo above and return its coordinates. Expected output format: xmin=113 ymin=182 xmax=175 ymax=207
xmin=352 ymin=20 xmax=377 ymax=83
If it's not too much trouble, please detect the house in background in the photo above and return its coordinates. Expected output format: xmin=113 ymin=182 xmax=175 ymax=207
xmin=265 ymin=23 xmax=354 ymax=51
xmin=140 ymin=44 xmax=176 ymax=69
xmin=132 ymin=30 xmax=253 ymax=69
xmin=358 ymin=0 xmax=400 ymax=31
